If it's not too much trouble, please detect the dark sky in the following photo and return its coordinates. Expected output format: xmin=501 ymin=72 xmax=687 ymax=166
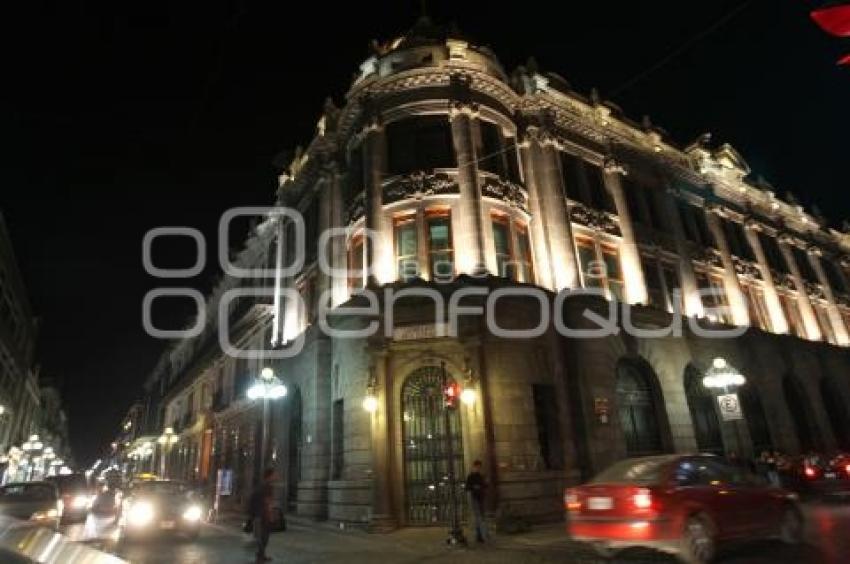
xmin=3 ymin=1 xmax=848 ymax=465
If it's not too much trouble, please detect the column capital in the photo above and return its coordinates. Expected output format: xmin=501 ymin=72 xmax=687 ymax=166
xmin=523 ymin=125 xmax=560 ymax=148
xmin=602 ymin=155 xmax=628 ymax=176
xmin=776 ymin=231 xmax=800 ymax=247
xmin=743 ymin=217 xmax=764 ymax=232
xmin=448 ymin=100 xmax=480 ymax=119
xmin=806 ymin=244 xmax=822 ymax=257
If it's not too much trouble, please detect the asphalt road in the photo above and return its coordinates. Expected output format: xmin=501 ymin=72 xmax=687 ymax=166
xmin=48 ymin=501 xmax=850 ymax=563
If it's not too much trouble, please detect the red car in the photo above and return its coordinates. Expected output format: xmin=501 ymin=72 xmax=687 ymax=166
xmin=565 ymin=454 xmax=803 ymax=563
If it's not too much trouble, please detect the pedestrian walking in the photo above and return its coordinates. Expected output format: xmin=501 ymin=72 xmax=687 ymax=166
xmin=464 ymin=460 xmax=488 ymax=543
xmin=248 ymin=468 xmax=276 ymax=563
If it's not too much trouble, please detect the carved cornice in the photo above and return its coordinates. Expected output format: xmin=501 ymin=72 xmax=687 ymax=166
xmin=480 ymin=176 xmax=528 ymax=212
xmin=383 ymin=171 xmax=459 ymax=204
xmin=345 ymin=191 xmax=366 ymax=225
xmin=569 ymin=202 xmax=620 ymax=236
xmin=732 ymin=256 xmax=762 ymax=280
xmin=693 ymin=247 xmax=724 ymax=270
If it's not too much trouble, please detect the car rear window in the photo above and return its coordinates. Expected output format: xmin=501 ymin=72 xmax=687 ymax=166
xmin=48 ymin=475 xmax=88 ymax=492
xmin=589 ymin=457 xmax=671 ymax=485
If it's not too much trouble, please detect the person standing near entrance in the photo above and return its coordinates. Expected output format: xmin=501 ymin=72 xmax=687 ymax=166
xmin=465 ymin=460 xmax=488 ymax=543
xmin=248 ymin=468 xmax=276 ymax=563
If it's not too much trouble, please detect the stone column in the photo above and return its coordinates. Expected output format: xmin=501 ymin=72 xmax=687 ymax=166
xmin=603 ymin=160 xmax=647 ymax=304
xmin=363 ymin=120 xmax=393 ymax=285
xmin=518 ymin=141 xmax=554 ymax=290
xmin=657 ymin=184 xmax=703 ymax=317
xmin=367 ymin=348 xmax=396 ymax=530
xmin=449 ymin=103 xmax=487 ymax=275
xmin=705 ymin=208 xmax=749 ymax=326
xmin=328 ymin=168 xmax=348 ymax=307
xmin=529 ymin=127 xmax=578 ymax=290
xmin=744 ymin=223 xmax=789 ymax=334
xmin=808 ymin=247 xmax=850 ymax=345
xmin=778 ymin=237 xmax=822 ymax=341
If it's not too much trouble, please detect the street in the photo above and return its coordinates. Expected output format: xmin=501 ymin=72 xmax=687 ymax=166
xmin=51 ymin=501 xmax=850 ymax=563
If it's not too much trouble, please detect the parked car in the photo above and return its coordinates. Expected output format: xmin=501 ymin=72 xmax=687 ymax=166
xmin=46 ymin=473 xmax=94 ymax=523
xmin=0 ymin=482 xmax=62 ymax=530
xmin=784 ymin=453 xmax=850 ymax=500
xmin=565 ymin=454 xmax=803 ymax=563
xmin=118 ymin=480 xmax=203 ymax=541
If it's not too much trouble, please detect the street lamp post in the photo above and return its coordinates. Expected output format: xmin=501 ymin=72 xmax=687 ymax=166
xmin=702 ymin=357 xmax=747 ymax=455
xmin=246 ymin=367 xmax=287 ymax=473
xmin=440 ymin=361 xmax=466 ymax=546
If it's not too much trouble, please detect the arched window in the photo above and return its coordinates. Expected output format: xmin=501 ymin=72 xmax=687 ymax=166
xmin=616 ymin=359 xmax=665 ymax=457
xmin=820 ymin=378 xmax=850 ymax=451
xmin=739 ymin=384 xmax=772 ymax=455
xmin=782 ymin=374 xmax=817 ymax=452
xmin=684 ymin=364 xmax=724 ymax=455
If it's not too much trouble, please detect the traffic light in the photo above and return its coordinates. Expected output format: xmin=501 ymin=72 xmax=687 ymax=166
xmin=443 ymin=382 xmax=459 ymax=409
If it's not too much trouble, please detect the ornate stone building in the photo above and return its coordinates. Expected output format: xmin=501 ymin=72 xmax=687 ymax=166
xmin=145 ymin=19 xmax=850 ymax=528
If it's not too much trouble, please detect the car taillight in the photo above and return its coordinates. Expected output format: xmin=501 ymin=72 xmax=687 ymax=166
xmin=633 ymin=488 xmax=652 ymax=509
xmin=804 ymin=466 xmax=816 ymax=478
xmin=564 ymin=490 xmax=581 ymax=511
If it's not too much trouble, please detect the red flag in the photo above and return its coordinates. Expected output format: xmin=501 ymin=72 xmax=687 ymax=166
xmin=811 ymin=5 xmax=850 ymax=37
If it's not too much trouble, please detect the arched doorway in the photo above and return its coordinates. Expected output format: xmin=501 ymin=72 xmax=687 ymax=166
xmin=401 ymin=365 xmax=465 ymax=525
xmin=782 ymin=374 xmax=817 ymax=452
xmin=820 ymin=378 xmax=850 ymax=451
xmin=616 ymin=359 xmax=665 ymax=457
xmin=287 ymin=389 xmax=302 ymax=511
xmin=739 ymin=384 xmax=772 ymax=455
xmin=684 ymin=364 xmax=724 ymax=455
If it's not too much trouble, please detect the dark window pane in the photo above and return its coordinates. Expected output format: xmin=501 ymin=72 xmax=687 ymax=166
xmin=559 ymin=152 xmax=587 ymax=204
xmin=386 ymin=116 xmax=456 ymax=175
xmin=586 ymin=164 xmax=615 ymax=213
xmin=532 ymin=384 xmax=564 ymax=470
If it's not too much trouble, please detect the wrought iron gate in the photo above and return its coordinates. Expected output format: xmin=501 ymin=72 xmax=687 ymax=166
xmin=402 ymin=366 xmax=466 ymax=525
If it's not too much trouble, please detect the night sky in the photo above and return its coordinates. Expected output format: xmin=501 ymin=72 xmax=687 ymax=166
xmin=3 ymin=1 xmax=848 ymax=466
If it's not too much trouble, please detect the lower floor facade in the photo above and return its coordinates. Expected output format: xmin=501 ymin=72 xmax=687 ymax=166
xmin=159 ymin=282 xmax=850 ymax=528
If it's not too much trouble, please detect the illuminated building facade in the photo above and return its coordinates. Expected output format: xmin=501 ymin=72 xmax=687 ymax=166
xmin=145 ymin=19 xmax=850 ymax=527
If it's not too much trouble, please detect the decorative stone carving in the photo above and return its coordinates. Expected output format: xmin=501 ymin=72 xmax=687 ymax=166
xmin=602 ymin=155 xmax=628 ymax=176
xmin=480 ymin=177 xmax=528 ymax=212
xmin=805 ymin=281 xmax=826 ymax=301
xmin=732 ymin=256 xmax=763 ymax=280
xmin=693 ymin=247 xmax=724 ymax=269
xmin=773 ymin=271 xmax=796 ymax=291
xmin=383 ymin=171 xmax=459 ymax=204
xmin=569 ymin=202 xmax=620 ymax=236
xmin=345 ymin=190 xmax=366 ymax=224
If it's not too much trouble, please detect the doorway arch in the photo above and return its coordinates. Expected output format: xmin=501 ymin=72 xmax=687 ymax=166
xmin=820 ymin=377 xmax=850 ymax=451
xmin=782 ymin=374 xmax=817 ymax=452
xmin=401 ymin=365 xmax=465 ymax=525
xmin=738 ymin=384 xmax=772 ymax=455
xmin=616 ymin=358 xmax=666 ymax=457
xmin=684 ymin=364 xmax=724 ymax=455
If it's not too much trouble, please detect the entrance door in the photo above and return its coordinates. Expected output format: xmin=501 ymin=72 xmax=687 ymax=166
xmin=402 ymin=366 xmax=465 ymax=525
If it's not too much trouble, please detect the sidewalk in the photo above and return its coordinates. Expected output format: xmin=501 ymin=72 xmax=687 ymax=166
xmin=207 ymin=513 xmax=605 ymax=563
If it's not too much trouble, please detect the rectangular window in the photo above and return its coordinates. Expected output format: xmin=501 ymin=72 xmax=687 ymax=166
xmin=492 ymin=215 xmax=514 ymax=280
xmin=576 ymin=237 xmax=623 ymax=300
xmin=625 ymin=180 xmax=651 ymax=228
xmin=793 ymin=247 xmax=818 ymax=283
xmin=695 ymin=271 xmax=732 ymax=324
xmin=662 ymin=261 xmax=683 ymax=312
xmin=586 ymin=164 xmax=615 ymax=213
xmin=741 ymin=283 xmax=771 ymax=331
xmin=760 ymin=233 xmax=788 ymax=273
xmin=532 ymin=384 xmax=564 ymax=470
xmin=394 ymin=216 xmax=418 ymax=280
xmin=602 ymin=245 xmax=624 ymax=302
xmin=642 ymin=256 xmax=666 ymax=309
xmin=386 ymin=116 xmax=456 ymax=175
xmin=780 ymin=293 xmax=806 ymax=338
xmin=515 ymin=223 xmax=534 ymax=284
xmin=332 ymin=399 xmax=344 ymax=480
xmin=559 ymin=151 xmax=586 ymax=203
xmin=427 ymin=210 xmax=454 ymax=281
xmin=348 ymin=235 xmax=364 ymax=290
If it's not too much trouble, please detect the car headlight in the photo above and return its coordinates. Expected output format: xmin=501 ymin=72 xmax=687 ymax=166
xmin=127 ymin=501 xmax=154 ymax=527
xmin=72 ymin=495 xmax=93 ymax=509
xmin=182 ymin=505 xmax=202 ymax=522
xmin=31 ymin=508 xmax=59 ymax=521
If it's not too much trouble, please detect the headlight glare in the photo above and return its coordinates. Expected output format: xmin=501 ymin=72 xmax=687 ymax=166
xmin=182 ymin=505 xmax=202 ymax=522
xmin=31 ymin=508 xmax=59 ymax=520
xmin=72 ymin=495 xmax=92 ymax=509
xmin=127 ymin=501 xmax=154 ymax=526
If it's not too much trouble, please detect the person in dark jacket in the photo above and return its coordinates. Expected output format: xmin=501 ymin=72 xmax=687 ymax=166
xmin=464 ymin=460 xmax=488 ymax=543
xmin=248 ymin=468 xmax=276 ymax=563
